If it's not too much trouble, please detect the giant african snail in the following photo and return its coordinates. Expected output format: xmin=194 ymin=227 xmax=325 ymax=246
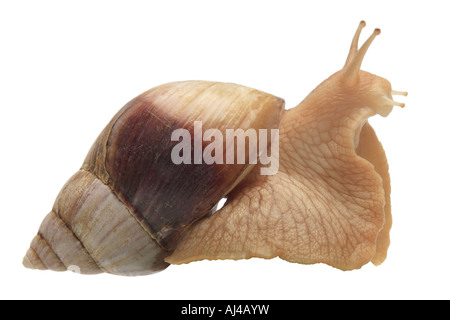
xmin=23 ymin=21 xmax=406 ymax=275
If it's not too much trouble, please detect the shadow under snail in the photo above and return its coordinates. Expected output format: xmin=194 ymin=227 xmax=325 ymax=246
xmin=23 ymin=21 xmax=407 ymax=276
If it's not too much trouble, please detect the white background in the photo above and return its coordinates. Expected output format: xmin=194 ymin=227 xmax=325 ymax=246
xmin=1 ymin=0 xmax=448 ymax=300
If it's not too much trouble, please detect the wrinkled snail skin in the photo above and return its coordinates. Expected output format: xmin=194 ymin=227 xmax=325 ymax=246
xmin=23 ymin=81 xmax=284 ymax=276
xmin=167 ymin=22 xmax=407 ymax=270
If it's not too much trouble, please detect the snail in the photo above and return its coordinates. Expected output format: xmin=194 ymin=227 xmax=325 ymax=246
xmin=23 ymin=21 xmax=406 ymax=275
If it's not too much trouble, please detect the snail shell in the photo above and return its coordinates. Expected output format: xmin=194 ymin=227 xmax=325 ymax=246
xmin=23 ymin=81 xmax=284 ymax=275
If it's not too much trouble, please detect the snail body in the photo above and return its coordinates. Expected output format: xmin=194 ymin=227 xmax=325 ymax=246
xmin=168 ymin=22 xmax=407 ymax=270
xmin=24 ymin=21 xmax=406 ymax=275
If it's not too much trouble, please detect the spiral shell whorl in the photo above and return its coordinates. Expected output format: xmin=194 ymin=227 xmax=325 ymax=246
xmin=24 ymin=170 xmax=169 ymax=275
xmin=82 ymin=81 xmax=284 ymax=252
